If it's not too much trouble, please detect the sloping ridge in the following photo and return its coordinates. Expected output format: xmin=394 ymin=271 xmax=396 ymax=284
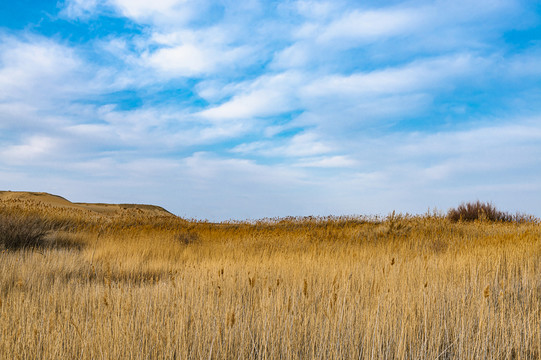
xmin=0 ymin=191 xmax=174 ymax=217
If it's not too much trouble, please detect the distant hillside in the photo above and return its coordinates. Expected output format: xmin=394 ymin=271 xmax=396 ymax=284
xmin=0 ymin=191 xmax=174 ymax=217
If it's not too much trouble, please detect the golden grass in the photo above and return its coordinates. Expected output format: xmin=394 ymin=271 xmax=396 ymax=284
xmin=0 ymin=196 xmax=540 ymax=359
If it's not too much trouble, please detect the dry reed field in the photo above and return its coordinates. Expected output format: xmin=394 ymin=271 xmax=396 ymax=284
xmin=0 ymin=192 xmax=540 ymax=359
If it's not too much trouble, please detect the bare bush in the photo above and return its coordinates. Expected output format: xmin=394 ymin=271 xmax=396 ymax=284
xmin=447 ymin=201 xmax=513 ymax=222
xmin=0 ymin=213 xmax=51 ymax=249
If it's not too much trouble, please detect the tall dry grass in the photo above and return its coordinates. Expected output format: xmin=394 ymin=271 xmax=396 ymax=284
xmin=0 ymin=199 xmax=540 ymax=359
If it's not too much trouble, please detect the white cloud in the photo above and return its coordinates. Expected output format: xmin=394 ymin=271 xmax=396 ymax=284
xmin=268 ymin=0 xmax=523 ymax=74
xmin=62 ymin=103 xmax=255 ymax=150
xmin=199 ymin=88 xmax=290 ymax=120
xmin=399 ymin=122 xmax=541 ymax=158
xmin=278 ymin=132 xmax=334 ymax=157
xmin=295 ymin=155 xmax=358 ymax=168
xmin=301 ymin=54 xmax=479 ymax=98
xmin=1 ymin=136 xmax=59 ymax=164
xmin=198 ymin=72 xmax=303 ymax=120
xmin=61 ymin=0 xmax=104 ymax=18
xmin=144 ymin=42 xmax=250 ymax=77
xmin=0 ymin=102 xmax=41 ymax=130
xmin=350 ymin=119 xmax=541 ymax=190
xmin=0 ymin=36 xmax=83 ymax=101
xmin=232 ymin=131 xmax=334 ymax=158
xmin=62 ymin=0 xmax=201 ymax=25
xmin=195 ymin=79 xmax=240 ymax=103
xmin=108 ymin=21 xmax=259 ymax=79
xmin=318 ymin=7 xmax=427 ymax=43
xmin=271 ymin=43 xmax=311 ymax=69
xmin=145 ymin=44 xmax=212 ymax=76
xmin=313 ymin=0 xmax=518 ymax=46
xmin=111 ymin=0 xmax=188 ymax=20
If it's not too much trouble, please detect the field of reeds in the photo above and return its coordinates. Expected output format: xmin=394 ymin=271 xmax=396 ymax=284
xmin=1 ymin=194 xmax=540 ymax=359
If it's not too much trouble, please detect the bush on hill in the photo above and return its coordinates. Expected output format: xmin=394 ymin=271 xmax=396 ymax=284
xmin=447 ymin=201 xmax=513 ymax=222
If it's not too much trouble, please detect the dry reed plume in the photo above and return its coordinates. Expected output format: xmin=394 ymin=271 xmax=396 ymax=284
xmin=0 ymin=195 xmax=540 ymax=359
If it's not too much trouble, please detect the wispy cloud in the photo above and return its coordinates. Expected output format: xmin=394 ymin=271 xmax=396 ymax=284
xmin=232 ymin=131 xmax=334 ymax=158
xmin=198 ymin=72 xmax=303 ymax=120
xmin=0 ymin=35 xmax=86 ymax=102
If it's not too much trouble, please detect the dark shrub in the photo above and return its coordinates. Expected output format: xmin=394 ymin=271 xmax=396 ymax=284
xmin=176 ymin=230 xmax=200 ymax=245
xmin=0 ymin=214 xmax=51 ymax=249
xmin=447 ymin=201 xmax=513 ymax=222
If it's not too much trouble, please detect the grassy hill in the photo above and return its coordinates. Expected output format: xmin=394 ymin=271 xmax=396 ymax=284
xmin=0 ymin=191 xmax=173 ymax=217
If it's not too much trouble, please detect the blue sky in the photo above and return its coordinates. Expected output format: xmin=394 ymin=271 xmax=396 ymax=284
xmin=1 ymin=0 xmax=540 ymax=220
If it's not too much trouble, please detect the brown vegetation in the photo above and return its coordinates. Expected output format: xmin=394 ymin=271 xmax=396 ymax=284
xmin=446 ymin=200 xmax=533 ymax=223
xmin=0 ymin=193 xmax=540 ymax=359
xmin=0 ymin=212 xmax=50 ymax=249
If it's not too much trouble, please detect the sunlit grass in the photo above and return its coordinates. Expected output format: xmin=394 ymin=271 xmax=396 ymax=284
xmin=1 ymin=197 xmax=540 ymax=359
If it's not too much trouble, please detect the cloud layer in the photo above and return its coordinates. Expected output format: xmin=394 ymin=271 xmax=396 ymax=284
xmin=0 ymin=0 xmax=540 ymax=219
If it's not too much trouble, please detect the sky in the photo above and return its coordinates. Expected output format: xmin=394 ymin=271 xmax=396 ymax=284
xmin=1 ymin=0 xmax=540 ymax=220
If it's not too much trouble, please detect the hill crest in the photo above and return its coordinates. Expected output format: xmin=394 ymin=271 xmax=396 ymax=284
xmin=0 ymin=191 xmax=174 ymax=217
